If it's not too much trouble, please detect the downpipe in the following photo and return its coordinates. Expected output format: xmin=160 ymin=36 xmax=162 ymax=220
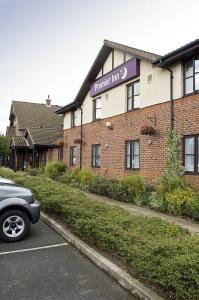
xmin=166 ymin=68 xmax=174 ymax=130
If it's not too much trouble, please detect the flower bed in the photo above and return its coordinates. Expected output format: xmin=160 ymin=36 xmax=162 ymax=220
xmin=0 ymin=167 xmax=199 ymax=299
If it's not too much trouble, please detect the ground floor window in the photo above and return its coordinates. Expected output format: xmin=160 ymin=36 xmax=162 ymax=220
xmin=92 ymin=144 xmax=101 ymax=167
xmin=126 ymin=140 xmax=140 ymax=169
xmin=184 ymin=135 xmax=199 ymax=174
xmin=58 ymin=146 xmax=63 ymax=162
xmin=70 ymin=146 xmax=77 ymax=166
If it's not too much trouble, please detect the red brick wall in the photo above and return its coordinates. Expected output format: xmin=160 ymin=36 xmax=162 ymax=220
xmin=63 ymin=94 xmax=199 ymax=189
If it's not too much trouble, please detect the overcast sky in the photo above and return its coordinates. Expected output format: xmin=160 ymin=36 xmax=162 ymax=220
xmin=0 ymin=0 xmax=198 ymax=134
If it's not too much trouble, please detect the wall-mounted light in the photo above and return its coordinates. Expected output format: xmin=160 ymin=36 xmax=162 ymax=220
xmin=106 ymin=121 xmax=113 ymax=130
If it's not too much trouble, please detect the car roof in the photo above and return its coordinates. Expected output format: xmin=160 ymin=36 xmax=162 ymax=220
xmin=0 ymin=177 xmax=15 ymax=184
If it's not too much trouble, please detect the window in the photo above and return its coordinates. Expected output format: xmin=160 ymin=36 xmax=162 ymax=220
xmin=71 ymin=110 xmax=77 ymax=128
xmin=58 ymin=146 xmax=63 ymax=162
xmin=93 ymin=98 xmax=101 ymax=120
xmin=70 ymin=146 xmax=77 ymax=165
xmin=92 ymin=144 xmax=101 ymax=167
xmin=184 ymin=136 xmax=199 ymax=174
xmin=184 ymin=58 xmax=199 ymax=95
xmin=126 ymin=140 xmax=140 ymax=169
xmin=127 ymin=81 xmax=140 ymax=111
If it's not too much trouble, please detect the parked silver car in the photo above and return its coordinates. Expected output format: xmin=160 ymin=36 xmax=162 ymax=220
xmin=0 ymin=178 xmax=40 ymax=242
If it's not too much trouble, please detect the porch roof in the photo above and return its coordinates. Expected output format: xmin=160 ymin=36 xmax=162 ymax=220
xmin=11 ymin=136 xmax=29 ymax=148
xmin=27 ymin=127 xmax=63 ymax=146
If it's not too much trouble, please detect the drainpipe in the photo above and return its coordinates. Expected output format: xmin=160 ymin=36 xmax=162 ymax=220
xmin=80 ymin=107 xmax=83 ymax=169
xmin=13 ymin=149 xmax=17 ymax=171
xmin=32 ymin=145 xmax=35 ymax=168
xmin=166 ymin=68 xmax=174 ymax=130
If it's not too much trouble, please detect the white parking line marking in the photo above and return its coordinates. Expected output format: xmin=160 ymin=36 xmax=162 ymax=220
xmin=0 ymin=243 xmax=68 ymax=256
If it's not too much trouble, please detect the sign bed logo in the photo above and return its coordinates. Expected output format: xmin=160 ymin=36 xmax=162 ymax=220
xmin=90 ymin=58 xmax=140 ymax=97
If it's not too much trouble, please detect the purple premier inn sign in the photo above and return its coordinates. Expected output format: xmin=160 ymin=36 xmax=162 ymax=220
xmin=90 ymin=58 xmax=140 ymax=97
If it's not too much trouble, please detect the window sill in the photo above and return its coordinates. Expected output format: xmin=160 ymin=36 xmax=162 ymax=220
xmin=125 ymin=167 xmax=140 ymax=171
xmin=127 ymin=108 xmax=140 ymax=112
xmin=185 ymin=171 xmax=199 ymax=175
xmin=92 ymin=118 xmax=101 ymax=123
xmin=184 ymin=90 xmax=199 ymax=97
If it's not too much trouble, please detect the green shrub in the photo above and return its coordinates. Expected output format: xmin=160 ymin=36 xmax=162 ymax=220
xmin=0 ymin=167 xmax=16 ymax=179
xmin=150 ymin=176 xmax=188 ymax=212
xmin=65 ymin=168 xmax=93 ymax=190
xmin=165 ymin=187 xmax=198 ymax=216
xmin=68 ymin=168 xmax=81 ymax=183
xmin=45 ymin=162 xmax=66 ymax=180
xmin=88 ymin=176 xmax=110 ymax=195
xmin=89 ymin=175 xmax=145 ymax=203
xmin=57 ymin=173 xmax=72 ymax=184
xmin=135 ymin=190 xmax=152 ymax=206
xmin=106 ymin=176 xmax=146 ymax=203
xmin=26 ymin=166 xmax=43 ymax=176
xmin=0 ymin=168 xmax=199 ymax=299
xmin=149 ymin=130 xmax=190 ymax=213
xmin=107 ymin=181 xmax=128 ymax=201
xmin=119 ymin=175 xmax=145 ymax=201
xmin=189 ymin=198 xmax=199 ymax=220
xmin=78 ymin=169 xmax=93 ymax=184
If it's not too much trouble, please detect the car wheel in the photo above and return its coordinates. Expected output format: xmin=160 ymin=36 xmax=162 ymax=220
xmin=0 ymin=210 xmax=30 ymax=243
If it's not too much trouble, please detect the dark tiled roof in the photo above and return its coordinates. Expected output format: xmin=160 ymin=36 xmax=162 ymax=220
xmin=11 ymin=101 xmax=63 ymax=130
xmin=27 ymin=127 xmax=63 ymax=146
xmin=12 ymin=136 xmax=29 ymax=148
xmin=6 ymin=126 xmax=16 ymax=137
xmin=153 ymin=39 xmax=199 ymax=67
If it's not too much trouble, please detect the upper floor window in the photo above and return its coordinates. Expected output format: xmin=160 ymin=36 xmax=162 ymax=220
xmin=127 ymin=81 xmax=140 ymax=111
xmin=184 ymin=58 xmax=199 ymax=95
xmin=126 ymin=140 xmax=140 ymax=169
xmin=93 ymin=98 xmax=101 ymax=121
xmin=71 ymin=110 xmax=77 ymax=128
xmin=92 ymin=144 xmax=101 ymax=167
xmin=184 ymin=135 xmax=199 ymax=174
xmin=70 ymin=146 xmax=77 ymax=165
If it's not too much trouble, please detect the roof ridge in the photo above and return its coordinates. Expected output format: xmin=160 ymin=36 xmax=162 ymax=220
xmin=104 ymin=39 xmax=161 ymax=58
xmin=12 ymin=100 xmax=62 ymax=107
xmin=28 ymin=127 xmax=63 ymax=130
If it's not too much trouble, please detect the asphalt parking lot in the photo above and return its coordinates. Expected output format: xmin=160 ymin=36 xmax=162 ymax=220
xmin=0 ymin=220 xmax=135 ymax=300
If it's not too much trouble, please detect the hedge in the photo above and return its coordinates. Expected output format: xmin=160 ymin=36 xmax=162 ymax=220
xmin=0 ymin=168 xmax=199 ymax=299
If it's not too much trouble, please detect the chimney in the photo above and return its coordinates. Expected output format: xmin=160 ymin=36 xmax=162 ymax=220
xmin=46 ymin=95 xmax=52 ymax=107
